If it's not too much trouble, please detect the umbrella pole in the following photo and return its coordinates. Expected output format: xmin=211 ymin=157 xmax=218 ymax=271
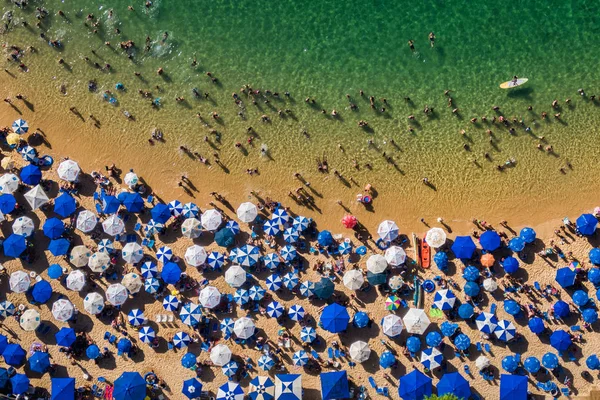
xmin=412 ymin=233 xmax=421 ymax=268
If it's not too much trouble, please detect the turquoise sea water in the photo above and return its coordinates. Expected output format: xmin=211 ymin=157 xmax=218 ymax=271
xmin=1 ymin=0 xmax=600 ymax=225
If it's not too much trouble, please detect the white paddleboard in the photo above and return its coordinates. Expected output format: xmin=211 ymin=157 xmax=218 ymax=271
xmin=500 ymin=78 xmax=528 ymax=89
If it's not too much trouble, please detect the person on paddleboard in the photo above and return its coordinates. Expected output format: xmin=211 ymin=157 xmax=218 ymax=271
xmin=512 ymin=75 xmax=519 ymax=85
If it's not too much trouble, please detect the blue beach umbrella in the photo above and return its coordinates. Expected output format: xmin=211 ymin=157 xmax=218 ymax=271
xmin=495 ymin=320 xmax=516 ymax=341
xmin=289 ymin=304 xmax=305 ymax=322
xmin=367 ymin=271 xmax=387 ymax=285
xmin=248 ymin=285 xmax=265 ymax=301
xmin=528 ymin=317 xmax=545 ymax=334
xmin=271 ymin=208 xmax=289 ymax=225
xmin=151 ymin=204 xmax=171 ymax=224
xmin=31 ymin=280 xmax=52 ymax=304
xmin=11 ymin=374 xmax=29 ymax=395
xmin=353 ymin=312 xmax=370 ymax=328
xmin=51 ymin=377 xmax=75 ymax=400
xmin=117 ymin=338 xmax=132 ymax=356
xmin=476 ymin=312 xmax=498 ymax=334
xmin=433 ymin=289 xmax=456 ymax=310
xmin=181 ymin=353 xmax=196 ymax=369
xmin=182 ymin=378 xmax=203 ymax=399
xmin=55 ymin=327 xmax=76 ymax=347
xmin=54 ymin=193 xmax=76 ymax=217
xmin=138 ymin=327 xmax=155 ymax=345
xmin=464 ymin=281 xmax=480 ymax=297
xmin=280 ymin=245 xmax=297 ymax=263
xmin=140 ymin=261 xmax=158 ymax=279
xmin=43 ymin=218 xmax=65 ymax=239
xmin=338 ymin=241 xmax=352 ymax=255
xmin=114 ymin=372 xmax=146 ymax=400
xmin=182 ymin=202 xmax=199 ymax=218
xmin=320 ymin=371 xmax=349 ymax=400
xmin=299 ymin=280 xmax=315 ymax=297
xmin=235 ymin=245 xmax=260 ymax=267
xmin=220 ymin=318 xmax=235 ymax=336
xmin=266 ymin=301 xmax=284 ymax=318
xmin=379 ymin=351 xmax=396 ymax=368
xmin=398 ymin=369 xmax=432 ymax=400
xmin=434 ymin=252 xmax=449 ymax=270
xmin=463 ymin=266 xmax=480 ymax=282
xmin=320 ymin=303 xmax=349 ymax=333
xmin=3 ymin=234 xmax=26 ymax=258
xmin=122 ymin=193 xmax=144 ymax=213
xmin=454 ymin=334 xmax=471 ymax=351
xmin=300 ymin=326 xmax=317 ymax=343
xmin=20 ymin=164 xmax=41 ymax=185
xmin=0 ymin=335 xmax=7 ymax=354
xmin=266 ymin=274 xmax=283 ymax=291
xmin=262 ymin=253 xmax=280 ymax=270
xmin=0 ymin=194 xmax=16 ymax=213
xmin=293 ymin=216 xmax=310 ymax=232
xmin=523 ymin=356 xmax=541 ymax=373
xmin=555 ymin=267 xmax=576 ymax=288
xmin=542 ymin=352 xmax=559 ymax=369
xmin=426 ymin=331 xmax=443 ymax=347
xmin=180 ymin=303 xmax=201 ymax=326
xmin=48 ymin=238 xmax=70 ymax=256
xmin=233 ymin=288 xmax=249 ymax=305
xmin=292 ymin=350 xmax=308 ymax=366
xmin=590 ymin=249 xmax=600 ymax=265
xmin=550 ymin=330 xmax=572 ymax=352
xmin=162 ymin=295 xmax=179 ymax=311
xmin=283 ymin=272 xmax=299 ymax=290
xmin=217 ymin=382 xmax=244 ymax=400
xmin=440 ymin=321 xmax=459 ymax=337
xmin=520 ymin=227 xmax=536 ymax=243
xmin=314 ymin=277 xmax=334 ymax=299
xmin=144 ymin=278 xmax=160 ymax=294
xmin=502 ymin=257 xmax=519 ymax=274
xmin=318 ymin=230 xmax=334 ymax=246
xmin=215 ymin=228 xmax=235 ymax=247
xmin=480 ymin=231 xmax=501 ymax=251
xmin=458 ymin=303 xmax=474 ymax=319
xmin=47 ymin=264 xmax=63 ymax=280
xmin=207 ymin=251 xmax=225 ymax=270
xmin=161 ymin=262 xmax=182 ymax=284
xmin=583 ymin=308 xmax=598 ymax=323
xmin=407 ymin=337 xmax=421 ymax=353
xmin=173 ymin=332 xmax=191 ymax=349
xmin=573 ymin=290 xmax=589 ymax=307
xmin=576 ymin=214 xmax=597 ymax=235
xmin=225 ymin=220 xmax=240 ymax=235
xmin=263 ymin=219 xmax=280 ymax=236
xmin=0 ymin=302 xmax=15 ymax=318
xmin=553 ymin=300 xmax=570 ymax=318
xmin=258 ymin=354 xmax=275 ymax=371
xmin=502 ymin=355 xmax=518 ymax=373
xmin=102 ymin=195 xmax=120 ymax=214
xmin=28 ymin=351 xmax=50 ymax=373
xmin=283 ymin=227 xmax=300 ymax=244
xmin=504 ymin=300 xmax=521 ymax=316
xmin=2 ymin=344 xmax=25 ymax=366
xmin=452 ymin=236 xmax=476 ymax=259
xmin=12 ymin=118 xmax=28 ymax=134
xmin=438 ymin=373 xmax=470 ymax=399
xmin=508 ymin=237 xmax=525 ymax=252
xmin=586 ymin=355 xmax=600 ymax=370
xmin=85 ymin=345 xmax=100 ymax=360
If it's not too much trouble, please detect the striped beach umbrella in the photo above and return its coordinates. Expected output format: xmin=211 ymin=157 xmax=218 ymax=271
xmin=97 ymin=239 xmax=114 ymax=254
xmin=263 ymin=219 xmax=280 ymax=236
xmin=222 ymin=361 xmax=239 ymax=377
xmin=168 ymin=200 xmax=183 ymax=216
xmin=20 ymin=146 xmax=37 ymax=163
xmin=234 ymin=245 xmax=260 ymax=267
xmin=266 ymin=274 xmax=283 ymax=291
xmin=433 ymin=289 xmax=457 ymax=311
xmin=300 ymin=326 xmax=317 ymax=343
xmin=258 ymin=355 xmax=275 ymax=371
xmin=0 ymin=301 xmax=15 ymax=317
xmin=234 ymin=288 xmax=250 ymax=305
xmin=283 ymin=227 xmax=300 ymax=244
xmin=266 ymin=301 xmax=284 ymax=318
xmin=283 ymin=272 xmax=299 ymax=289
xmin=127 ymin=309 xmax=145 ymax=326
xmin=271 ymin=208 xmax=289 ymax=226
xmin=180 ymin=302 xmax=202 ymax=326
xmin=217 ymin=382 xmax=243 ymax=400
xmin=338 ymin=241 xmax=352 ymax=255
xmin=385 ymin=296 xmax=401 ymax=311
xmin=293 ymin=350 xmax=309 ymax=366
xmin=207 ymin=251 xmax=225 ymax=270
xmin=146 ymin=219 xmax=165 ymax=236
xmin=475 ymin=312 xmax=498 ymax=334
xmin=421 ymin=347 xmax=443 ymax=369
xmin=299 ymin=281 xmax=315 ymax=297
xmin=156 ymin=246 xmax=173 ymax=263
xmin=220 ymin=318 xmax=235 ymax=336
xmin=225 ymin=220 xmax=240 ymax=235
xmin=248 ymin=285 xmax=266 ymax=301
xmin=280 ymin=245 xmax=297 ymax=263
xmin=12 ymin=119 xmax=28 ymax=134
xmin=262 ymin=253 xmax=281 ymax=270
xmin=138 ymin=326 xmax=155 ymax=344
xmin=141 ymin=261 xmax=158 ymax=279
xmin=292 ymin=216 xmax=310 ymax=232
xmin=163 ymin=295 xmax=180 ymax=311
xmin=289 ymin=304 xmax=305 ymax=321
xmin=494 ymin=319 xmax=516 ymax=342
xmin=182 ymin=202 xmax=199 ymax=218
xmin=173 ymin=332 xmax=191 ymax=349
xmin=144 ymin=278 xmax=160 ymax=294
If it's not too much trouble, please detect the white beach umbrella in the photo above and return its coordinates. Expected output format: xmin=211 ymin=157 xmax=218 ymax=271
xmin=343 ymin=269 xmax=365 ymax=290
xmin=236 ymin=202 xmax=258 ymax=223
xmin=233 ymin=317 xmax=256 ymax=339
xmin=57 ymin=160 xmax=80 ymax=182
xmin=366 ymin=254 xmax=388 ymax=274
xmin=475 ymin=355 xmax=491 ymax=370
xmin=83 ymin=292 xmax=105 ymax=315
xmin=20 ymin=309 xmax=41 ymax=331
xmin=385 ymin=246 xmax=406 ymax=266
xmin=102 ymin=215 xmax=125 ymax=236
xmin=9 ymin=270 xmax=30 ymax=293
xmin=201 ymin=209 xmax=222 ymax=231
xmin=181 ymin=217 xmax=202 ymax=239
xmin=377 ymin=220 xmax=399 ymax=242
xmin=122 ymin=242 xmax=143 ymax=264
xmin=349 ymin=341 xmax=371 ymax=363
xmin=12 ymin=216 xmax=35 ymax=237
xmin=76 ymin=210 xmax=97 ymax=233
xmin=122 ymin=273 xmax=143 ymax=294
xmin=70 ymin=245 xmax=91 ymax=267
xmin=52 ymin=299 xmax=74 ymax=322
xmin=403 ymin=309 xmax=431 ymax=335
xmin=425 ymin=228 xmax=447 ymax=248
xmin=199 ymin=286 xmax=221 ymax=309
xmin=124 ymin=171 xmax=138 ymax=187
xmin=483 ymin=278 xmax=498 ymax=292
xmin=184 ymin=245 xmax=207 ymax=267
xmin=210 ymin=344 xmax=232 ymax=366
xmin=0 ymin=173 xmax=19 ymax=194
xmin=66 ymin=270 xmax=86 ymax=291
xmin=106 ymin=283 xmax=128 ymax=306
xmin=382 ymin=314 xmax=404 ymax=337
xmin=225 ymin=265 xmax=246 ymax=288
xmin=24 ymin=185 xmax=49 ymax=210
xmin=88 ymin=251 xmax=111 ymax=273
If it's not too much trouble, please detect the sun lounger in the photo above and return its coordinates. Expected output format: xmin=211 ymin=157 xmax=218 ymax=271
xmin=464 ymin=365 xmax=471 ymax=375
xmin=109 ymin=335 xmax=116 ymax=344
xmin=328 ymin=348 xmax=334 ymax=358
xmin=167 ymin=315 xmax=174 ymax=323
xmin=476 ymin=342 xmax=482 ymax=352
xmin=484 ymin=343 xmax=491 ymax=353
xmin=368 ymin=377 xmax=377 ymax=389
xmin=104 ymin=332 xmax=110 ymax=340
xmin=490 ymin=304 xmax=497 ymax=314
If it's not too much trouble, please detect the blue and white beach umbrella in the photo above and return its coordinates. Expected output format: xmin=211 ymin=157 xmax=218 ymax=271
xmin=338 ymin=241 xmax=352 ymax=255
xmin=181 ymin=353 xmax=197 ymax=369
xmin=235 ymin=245 xmax=260 ymax=267
xmin=233 ymin=289 xmax=250 ymax=306
xmin=421 ymin=347 xmax=443 ymax=370
xmin=225 ymin=220 xmax=240 ymax=235
xmin=289 ymin=305 xmax=305 ymax=321
xmin=300 ymin=326 xmax=317 ymax=343
xmin=283 ymin=272 xmax=299 ymax=290
xmin=299 ymin=281 xmax=315 ymax=297
xmin=494 ymin=319 xmax=516 ymax=342
xmin=262 ymin=253 xmax=281 ymax=270
xmin=207 ymin=251 xmax=225 ymax=270
xmin=20 ymin=146 xmax=37 ymax=163
xmin=283 ymin=227 xmax=300 ymax=244
xmin=163 ymin=295 xmax=180 ymax=311
xmin=248 ymin=285 xmax=266 ymax=301
xmin=217 ymin=382 xmax=244 ymax=400
xmin=263 ymin=219 xmax=281 ymax=236
xmin=454 ymin=334 xmax=471 ymax=351
xmin=280 ymin=245 xmax=297 ymax=263
xmin=475 ymin=312 xmax=498 ymax=334
xmin=271 ymin=208 xmax=289 ymax=226
xmin=173 ymin=332 xmax=191 ymax=349
xmin=145 ymin=219 xmax=164 ymax=235
xmin=220 ymin=318 xmax=235 ymax=336
xmin=138 ymin=326 xmax=155 ymax=344
xmin=293 ymin=350 xmax=309 ymax=366
xmin=12 ymin=119 xmax=28 ymax=134
xmin=180 ymin=303 xmax=202 ymax=326
xmin=266 ymin=274 xmax=283 ymax=291
xmin=182 ymin=202 xmax=199 ymax=218
xmin=222 ymin=361 xmax=239 ymax=377
xmin=127 ymin=309 xmax=145 ymax=326
xmin=98 ymin=239 xmax=114 ymax=254
xmin=426 ymin=331 xmax=443 ymax=347
xmin=292 ymin=216 xmax=310 ymax=232
xmin=266 ymin=301 xmax=284 ymax=318
xmin=156 ymin=246 xmax=173 ymax=263
xmin=258 ymin=354 xmax=275 ymax=371
xmin=433 ymin=289 xmax=456 ymax=311
xmin=144 ymin=278 xmax=160 ymax=294
xmin=249 ymin=376 xmax=275 ymax=400
xmin=168 ymin=200 xmax=183 ymax=216
xmin=141 ymin=261 xmax=158 ymax=279
xmin=0 ymin=300 xmax=15 ymax=317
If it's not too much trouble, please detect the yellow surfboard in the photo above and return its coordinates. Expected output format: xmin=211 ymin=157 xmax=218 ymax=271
xmin=500 ymin=78 xmax=528 ymax=89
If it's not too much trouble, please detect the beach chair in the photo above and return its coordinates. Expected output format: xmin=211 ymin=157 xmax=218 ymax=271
xmin=328 ymin=348 xmax=334 ymax=359
xmin=476 ymin=342 xmax=482 ymax=352
xmin=311 ymin=350 xmax=320 ymax=359
xmin=484 ymin=343 xmax=491 ymax=353
xmin=109 ymin=335 xmax=117 ymax=344
xmin=95 ymin=203 xmax=102 ymax=214
xmin=561 ymin=388 xmax=570 ymax=396
xmin=334 ymin=349 xmax=341 ymax=358
xmin=368 ymin=377 xmax=377 ymax=389
xmin=571 ymin=325 xmax=581 ymax=331
xmin=376 ymin=387 xmax=389 ymax=396
xmin=167 ymin=342 xmax=174 ymax=351
xmin=147 ymin=195 xmax=154 ymax=204
xmin=104 ymin=332 xmax=111 ymax=340
xmin=514 ymin=353 xmax=521 ymax=363
xmin=490 ymin=304 xmax=497 ymax=314
xmin=167 ymin=315 xmax=174 ymax=323
xmin=464 ymin=365 xmax=471 ymax=375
